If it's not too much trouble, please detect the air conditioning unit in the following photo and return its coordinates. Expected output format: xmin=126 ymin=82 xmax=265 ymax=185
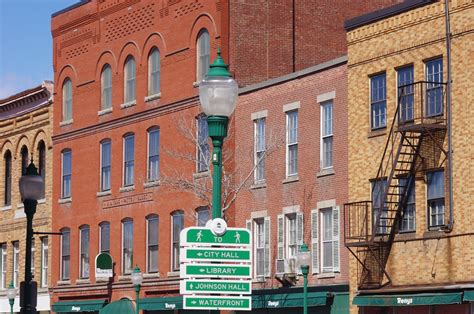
xmin=275 ymin=258 xmax=297 ymax=276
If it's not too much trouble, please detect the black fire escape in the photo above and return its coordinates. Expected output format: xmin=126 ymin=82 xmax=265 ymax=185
xmin=344 ymin=81 xmax=448 ymax=290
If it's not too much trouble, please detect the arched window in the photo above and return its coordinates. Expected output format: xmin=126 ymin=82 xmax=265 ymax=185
xmin=37 ymin=141 xmax=46 ymax=199
xmin=148 ymin=48 xmax=160 ymax=96
xmin=124 ymin=56 xmax=136 ymax=103
xmin=196 ymin=29 xmax=210 ymax=82
xmin=101 ymin=64 xmax=112 ymax=110
xmin=171 ymin=211 xmax=184 ymax=271
xmin=62 ymin=78 xmax=72 ymax=121
xmin=122 ymin=218 xmax=133 ymax=274
xmin=146 ymin=214 xmax=159 ymax=273
xmin=79 ymin=225 xmax=90 ymax=278
xmin=99 ymin=221 xmax=110 ymax=254
xmin=21 ymin=145 xmax=29 ymax=175
xmin=60 ymin=227 xmax=70 ymax=280
xmin=4 ymin=151 xmax=11 ymax=206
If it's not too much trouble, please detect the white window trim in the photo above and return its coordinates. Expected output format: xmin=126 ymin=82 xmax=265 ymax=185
xmin=41 ymin=237 xmax=48 ymax=288
xmin=13 ymin=241 xmax=19 ymax=287
xmin=253 ymin=218 xmax=264 ymax=278
xmin=146 ymin=215 xmax=159 ymax=273
xmin=99 ymin=141 xmax=110 ymax=192
xmin=320 ymin=100 xmax=334 ymax=170
xmin=0 ymin=244 xmax=5 ymax=289
xmin=283 ymin=101 xmax=300 ymax=112
xmin=79 ymin=226 xmax=90 ymax=279
xmin=320 ymin=209 xmax=333 ymax=273
xmin=123 ymin=134 xmax=134 ymax=187
xmin=285 ymin=110 xmax=298 ymax=177
xmin=148 ymin=48 xmax=160 ymax=96
xmin=254 ymin=118 xmax=266 ymax=184
xmin=121 ymin=219 xmax=133 ymax=275
xmin=285 ymin=213 xmax=297 ymax=259
xmin=147 ymin=128 xmax=160 ymax=182
xmin=317 ymin=91 xmax=336 ymax=103
xmin=170 ymin=213 xmax=183 ymax=272
xmin=61 ymin=150 xmax=71 ymax=199
xmin=250 ymin=110 xmax=268 ymax=121
xmin=60 ymin=229 xmax=70 ymax=281
xmin=124 ymin=57 xmax=136 ymax=103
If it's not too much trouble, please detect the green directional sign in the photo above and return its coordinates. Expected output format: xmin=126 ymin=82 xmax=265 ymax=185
xmin=180 ymin=227 xmax=251 ymax=246
xmin=180 ymin=279 xmax=252 ymax=295
xmin=184 ymin=296 xmax=251 ymax=311
xmin=182 ymin=247 xmax=251 ymax=262
xmin=181 ymin=264 xmax=251 ymax=279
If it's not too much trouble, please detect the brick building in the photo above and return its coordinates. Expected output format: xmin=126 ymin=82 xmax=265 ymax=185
xmin=0 ymin=82 xmax=53 ymax=313
xmin=344 ymin=1 xmax=474 ymax=313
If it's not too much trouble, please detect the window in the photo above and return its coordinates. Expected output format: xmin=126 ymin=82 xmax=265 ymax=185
xmin=62 ymin=78 xmax=72 ymax=121
xmin=286 ymin=110 xmax=298 ymax=176
xmin=61 ymin=228 xmax=70 ymax=280
xmin=4 ymin=151 xmax=11 ymax=206
xmin=37 ymin=141 xmax=46 ymax=199
xmin=147 ymin=128 xmax=160 ymax=182
xmin=61 ymin=150 xmax=72 ymax=198
xmin=171 ymin=211 xmax=184 ymax=271
xmin=312 ymin=206 xmax=340 ymax=273
xmin=100 ymin=140 xmax=111 ymax=191
xmin=254 ymin=118 xmax=265 ymax=183
xmin=428 ymin=170 xmax=445 ymax=228
xmin=286 ymin=214 xmax=298 ymax=258
xmin=399 ymin=177 xmax=416 ymax=232
xmin=397 ymin=66 xmax=414 ymax=123
xmin=370 ymin=73 xmax=386 ymax=130
xmin=13 ymin=241 xmax=19 ymax=287
xmin=41 ymin=237 xmax=48 ymax=288
xmin=196 ymin=29 xmax=210 ymax=82
xmin=0 ymin=244 xmax=5 ymax=289
xmin=124 ymin=56 xmax=136 ymax=103
xmin=250 ymin=217 xmax=270 ymax=278
xmin=99 ymin=222 xmax=110 ymax=254
xmin=197 ymin=115 xmax=209 ymax=173
xmin=148 ymin=48 xmax=160 ymax=96
xmin=79 ymin=225 xmax=90 ymax=278
xmin=425 ymin=58 xmax=443 ymax=117
xmin=196 ymin=207 xmax=210 ymax=227
xmin=321 ymin=209 xmax=333 ymax=272
xmin=147 ymin=215 xmax=159 ymax=273
xmin=101 ymin=64 xmax=112 ymax=110
xmin=21 ymin=145 xmax=29 ymax=175
xmin=122 ymin=219 xmax=133 ymax=274
xmin=123 ymin=134 xmax=134 ymax=186
xmin=321 ymin=101 xmax=333 ymax=169
xmin=372 ymin=179 xmax=388 ymax=234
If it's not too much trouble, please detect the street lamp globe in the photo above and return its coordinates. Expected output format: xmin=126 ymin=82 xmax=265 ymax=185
xmin=198 ymin=48 xmax=238 ymax=117
xmin=19 ymin=160 xmax=44 ymax=201
xmin=6 ymin=281 xmax=16 ymax=301
xmin=131 ymin=265 xmax=143 ymax=286
xmin=296 ymin=243 xmax=311 ymax=269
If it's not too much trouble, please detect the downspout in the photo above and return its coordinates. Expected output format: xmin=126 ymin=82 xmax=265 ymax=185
xmin=444 ymin=0 xmax=454 ymax=232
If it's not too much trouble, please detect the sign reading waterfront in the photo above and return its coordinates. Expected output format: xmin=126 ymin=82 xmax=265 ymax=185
xmin=184 ymin=296 xmax=251 ymax=311
xmin=181 ymin=247 xmax=251 ymax=262
xmin=180 ymin=279 xmax=251 ymax=295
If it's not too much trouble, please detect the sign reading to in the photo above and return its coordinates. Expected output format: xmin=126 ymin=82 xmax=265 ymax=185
xmin=180 ymin=227 xmax=251 ymax=246
xmin=95 ymin=253 xmax=113 ymax=278
xmin=181 ymin=247 xmax=251 ymax=263
xmin=180 ymin=279 xmax=251 ymax=295
xmin=184 ymin=296 xmax=251 ymax=311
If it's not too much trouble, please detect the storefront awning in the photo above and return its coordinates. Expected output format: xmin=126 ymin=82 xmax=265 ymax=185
xmin=463 ymin=290 xmax=474 ymax=301
xmin=353 ymin=292 xmax=462 ymax=307
xmin=52 ymin=299 xmax=107 ymax=312
xmin=139 ymin=296 xmax=183 ymax=311
xmin=100 ymin=299 xmax=135 ymax=314
xmin=252 ymin=291 xmax=328 ymax=308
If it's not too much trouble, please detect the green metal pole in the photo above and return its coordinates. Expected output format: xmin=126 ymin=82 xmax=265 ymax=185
xmin=135 ymin=284 xmax=140 ymax=314
xmin=301 ymin=265 xmax=309 ymax=314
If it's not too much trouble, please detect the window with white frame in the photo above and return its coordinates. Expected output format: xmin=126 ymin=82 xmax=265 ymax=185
xmin=122 ymin=219 xmax=133 ymax=274
xmin=425 ymin=58 xmax=443 ymax=117
xmin=311 ymin=206 xmax=340 ymax=274
xmin=99 ymin=222 xmax=110 ymax=254
xmin=399 ymin=176 xmax=416 ymax=232
xmin=62 ymin=78 xmax=72 ymax=121
xmin=397 ymin=65 xmax=414 ymax=123
xmin=147 ymin=215 xmax=159 ymax=273
xmin=427 ymin=170 xmax=445 ymax=229
xmin=61 ymin=150 xmax=71 ymax=198
xmin=41 ymin=237 xmax=48 ymax=288
xmin=123 ymin=134 xmax=135 ymax=186
xmin=100 ymin=140 xmax=111 ymax=191
xmin=124 ymin=56 xmax=136 ymax=103
xmin=196 ymin=207 xmax=210 ymax=227
xmin=196 ymin=29 xmax=210 ymax=82
xmin=147 ymin=127 xmax=160 ymax=182
xmin=254 ymin=118 xmax=266 ymax=183
xmin=0 ymin=243 xmax=5 ymax=289
xmin=286 ymin=214 xmax=297 ymax=258
xmin=148 ymin=48 xmax=160 ymax=96
xmin=13 ymin=241 xmax=19 ymax=287
xmin=286 ymin=110 xmax=298 ymax=177
xmin=171 ymin=211 xmax=184 ymax=271
xmin=197 ymin=115 xmax=209 ymax=173
xmin=61 ymin=228 xmax=70 ymax=280
xmin=80 ymin=225 xmax=90 ymax=278
xmin=321 ymin=101 xmax=333 ymax=169
xmin=321 ymin=209 xmax=333 ymax=272
xmin=101 ymin=64 xmax=112 ymax=110
xmin=248 ymin=217 xmax=270 ymax=278
xmin=370 ymin=73 xmax=386 ymax=130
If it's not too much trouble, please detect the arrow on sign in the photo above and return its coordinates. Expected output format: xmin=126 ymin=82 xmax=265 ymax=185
xmin=191 ymin=301 xmax=197 ymax=305
xmin=197 ymin=253 xmax=203 ymax=256
xmin=190 ymin=283 xmax=194 ymax=289
xmin=199 ymin=268 xmax=205 ymax=273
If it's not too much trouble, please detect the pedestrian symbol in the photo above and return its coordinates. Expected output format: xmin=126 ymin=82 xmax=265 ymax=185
xmin=196 ymin=230 xmax=203 ymax=242
xmin=235 ymin=232 xmax=240 ymax=243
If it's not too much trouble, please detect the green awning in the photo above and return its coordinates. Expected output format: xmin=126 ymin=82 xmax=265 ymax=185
xmin=52 ymin=299 xmax=107 ymax=312
xmin=252 ymin=291 xmax=328 ymax=308
xmin=353 ymin=292 xmax=462 ymax=307
xmin=139 ymin=296 xmax=183 ymax=311
xmin=464 ymin=291 xmax=474 ymax=301
xmin=99 ymin=299 xmax=135 ymax=314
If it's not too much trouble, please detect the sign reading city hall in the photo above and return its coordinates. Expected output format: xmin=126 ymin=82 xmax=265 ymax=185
xmin=180 ymin=219 xmax=252 ymax=311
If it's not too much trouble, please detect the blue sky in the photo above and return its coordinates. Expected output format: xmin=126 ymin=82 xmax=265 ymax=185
xmin=0 ymin=0 xmax=78 ymax=99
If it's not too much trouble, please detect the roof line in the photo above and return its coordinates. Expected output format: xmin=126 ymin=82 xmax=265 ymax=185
xmin=51 ymin=0 xmax=91 ymax=18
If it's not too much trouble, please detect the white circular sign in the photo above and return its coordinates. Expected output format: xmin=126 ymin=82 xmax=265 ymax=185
xmin=211 ymin=218 xmax=227 ymax=236
xmin=205 ymin=220 xmax=213 ymax=228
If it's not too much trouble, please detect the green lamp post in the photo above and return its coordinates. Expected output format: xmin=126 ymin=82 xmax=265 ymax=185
xmin=198 ymin=48 xmax=238 ymax=220
xmin=7 ymin=281 xmax=16 ymax=314
xmin=131 ymin=265 xmax=143 ymax=314
xmin=297 ymin=242 xmax=311 ymax=314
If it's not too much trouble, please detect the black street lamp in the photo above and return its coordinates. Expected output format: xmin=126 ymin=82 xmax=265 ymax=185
xmin=19 ymin=160 xmax=44 ymax=314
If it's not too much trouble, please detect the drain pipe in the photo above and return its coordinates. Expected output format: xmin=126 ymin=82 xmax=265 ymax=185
xmin=444 ymin=0 xmax=454 ymax=233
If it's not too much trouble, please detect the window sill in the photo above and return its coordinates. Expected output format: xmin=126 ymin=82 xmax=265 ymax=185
xmin=144 ymin=272 xmax=160 ymax=279
xmin=144 ymin=93 xmax=161 ymax=102
xmin=95 ymin=277 xmax=110 ymax=283
xmin=317 ymin=272 xmax=336 ymax=279
xmin=144 ymin=181 xmax=160 ymax=189
xmin=59 ymin=119 xmax=73 ymax=127
xmin=120 ymin=100 xmax=136 ymax=109
xmin=193 ymin=81 xmax=201 ymax=88
xmin=98 ymin=107 xmax=113 ymax=116
xmin=119 ymin=186 xmax=135 ymax=193
xmin=282 ymin=176 xmax=299 ymax=184
xmin=316 ymin=168 xmax=335 ymax=178
xmin=368 ymin=128 xmax=387 ymax=138
xmin=167 ymin=271 xmax=180 ymax=277
xmin=118 ymin=275 xmax=131 ymax=281
xmin=97 ymin=190 xmax=112 ymax=197
xmin=76 ymin=278 xmax=90 ymax=285
xmin=57 ymin=280 xmax=71 ymax=286
xmin=17 ymin=203 xmax=24 ymax=209
xmin=58 ymin=197 xmax=72 ymax=204
xmin=14 ymin=209 xmax=25 ymax=219
xmin=0 ymin=205 xmax=11 ymax=211
xmin=193 ymin=171 xmax=210 ymax=179
xmin=395 ymin=231 xmax=416 ymax=241
xmin=250 ymin=182 xmax=267 ymax=190
xmin=423 ymin=229 xmax=446 ymax=238
xmin=38 ymin=198 xmax=46 ymax=204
